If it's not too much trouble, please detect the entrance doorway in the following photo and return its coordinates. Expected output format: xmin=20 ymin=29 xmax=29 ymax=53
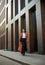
xmin=15 ymin=20 xmax=19 ymax=51
xmin=11 ymin=24 xmax=13 ymax=51
xmin=29 ymin=6 xmax=38 ymax=53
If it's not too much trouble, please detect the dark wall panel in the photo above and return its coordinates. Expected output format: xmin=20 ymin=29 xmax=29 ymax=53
xmin=41 ymin=1 xmax=45 ymax=54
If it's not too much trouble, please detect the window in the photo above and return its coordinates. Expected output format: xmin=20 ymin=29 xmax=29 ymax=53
xmin=20 ymin=0 xmax=25 ymax=10
xmin=15 ymin=0 xmax=18 ymax=16
xmin=11 ymin=0 xmax=13 ymax=19
xmin=28 ymin=0 xmax=32 ymax=3
xmin=11 ymin=24 xmax=13 ymax=51
xmin=6 ymin=7 xmax=8 ymax=24
xmin=6 ymin=28 xmax=8 ymax=49
xmin=21 ymin=14 xmax=26 ymax=31
xmin=6 ymin=0 xmax=8 ymax=3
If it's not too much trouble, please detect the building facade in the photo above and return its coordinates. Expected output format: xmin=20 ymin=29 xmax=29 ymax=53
xmin=0 ymin=0 xmax=45 ymax=54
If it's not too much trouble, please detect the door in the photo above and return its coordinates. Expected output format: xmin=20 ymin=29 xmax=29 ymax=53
xmin=29 ymin=6 xmax=38 ymax=53
xmin=15 ymin=20 xmax=19 ymax=51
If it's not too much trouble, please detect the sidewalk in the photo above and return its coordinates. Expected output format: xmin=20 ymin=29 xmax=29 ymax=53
xmin=0 ymin=50 xmax=45 ymax=65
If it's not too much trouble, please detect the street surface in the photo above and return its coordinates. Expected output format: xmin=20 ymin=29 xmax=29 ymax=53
xmin=0 ymin=56 xmax=22 ymax=65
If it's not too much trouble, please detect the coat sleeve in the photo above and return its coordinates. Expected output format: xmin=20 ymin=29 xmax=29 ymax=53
xmin=26 ymin=33 xmax=29 ymax=47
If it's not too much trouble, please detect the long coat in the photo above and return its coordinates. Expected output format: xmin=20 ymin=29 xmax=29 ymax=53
xmin=18 ymin=33 xmax=28 ymax=52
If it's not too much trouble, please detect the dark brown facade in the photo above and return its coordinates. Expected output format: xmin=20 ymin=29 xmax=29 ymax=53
xmin=41 ymin=0 xmax=45 ymax=54
xmin=0 ymin=0 xmax=45 ymax=54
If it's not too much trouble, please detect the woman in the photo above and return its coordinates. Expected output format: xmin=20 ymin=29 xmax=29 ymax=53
xmin=20 ymin=29 xmax=28 ymax=56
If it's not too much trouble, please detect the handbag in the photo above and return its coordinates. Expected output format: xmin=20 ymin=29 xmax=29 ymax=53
xmin=18 ymin=42 xmax=22 ymax=52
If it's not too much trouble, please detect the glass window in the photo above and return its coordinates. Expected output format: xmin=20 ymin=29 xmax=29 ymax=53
xmin=15 ymin=0 xmax=18 ymax=16
xmin=7 ymin=0 xmax=8 ymax=3
xmin=28 ymin=0 xmax=32 ymax=3
xmin=20 ymin=0 xmax=25 ymax=10
xmin=11 ymin=0 xmax=13 ymax=19
xmin=6 ymin=7 xmax=8 ymax=24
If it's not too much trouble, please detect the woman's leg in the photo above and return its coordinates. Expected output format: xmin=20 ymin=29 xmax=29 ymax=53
xmin=21 ymin=39 xmax=26 ymax=55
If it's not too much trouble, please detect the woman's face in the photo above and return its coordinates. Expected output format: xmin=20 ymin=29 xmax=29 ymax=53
xmin=22 ymin=29 xmax=25 ymax=33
